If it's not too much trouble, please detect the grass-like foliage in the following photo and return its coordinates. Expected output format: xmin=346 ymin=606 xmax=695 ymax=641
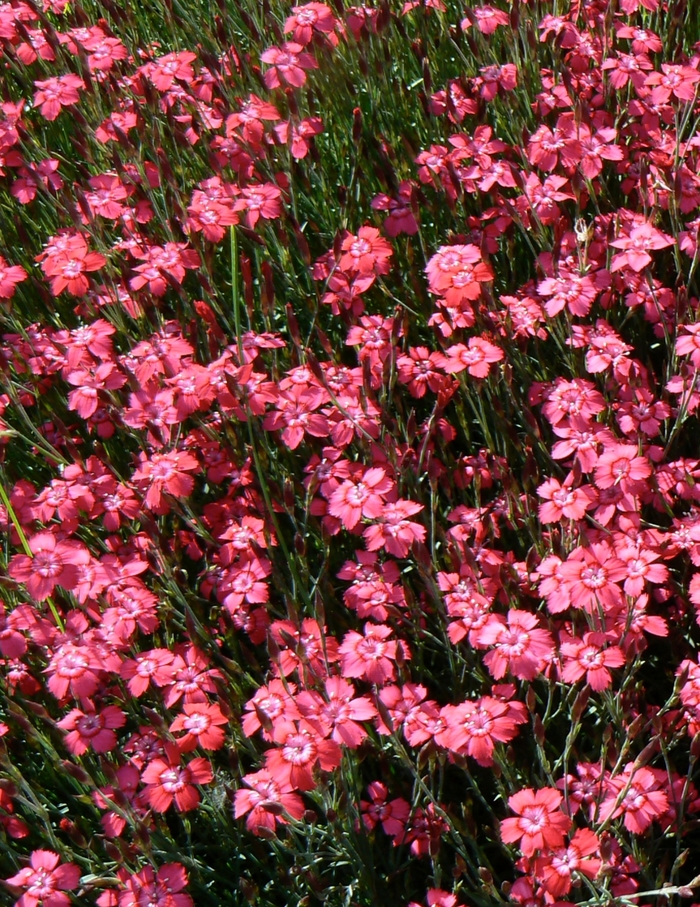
xmin=3 ymin=0 xmax=700 ymax=905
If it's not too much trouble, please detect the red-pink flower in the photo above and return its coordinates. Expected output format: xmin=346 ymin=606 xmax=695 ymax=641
xmin=265 ymin=719 xmax=342 ymax=790
xmin=328 ymin=468 xmax=394 ymax=530
xmin=261 ymin=42 xmax=318 ymax=89
xmin=0 ymin=256 xmax=27 ymax=299
xmin=284 ymin=4 xmax=337 ymax=45
xmin=559 ymin=632 xmax=625 ymax=691
xmin=8 ymin=532 xmax=90 ymax=600
xmin=57 ymin=704 xmax=125 ymax=755
xmin=338 ymin=623 xmax=408 ymax=685
xmin=262 ymin=386 xmax=329 ymax=450
xmin=464 ymin=6 xmax=510 ymax=34
xmin=339 ymin=226 xmax=393 ymax=276
xmin=436 ymin=696 xmax=526 ymax=765
xmin=169 ymin=702 xmax=227 ymax=752
xmin=234 ymin=769 xmax=305 ymax=834
xmin=593 ymin=443 xmax=651 ymax=490
xmin=141 ymin=745 xmax=213 ymax=812
xmin=598 ymin=764 xmax=669 ymax=833
xmin=132 ymin=450 xmax=200 ymax=510
xmin=360 ymin=781 xmax=410 ymax=836
xmin=533 ymin=828 xmax=601 ymax=898
xmin=297 ymin=676 xmax=377 ymax=748
xmin=442 ymin=338 xmax=503 ymax=378
xmin=120 ymin=648 xmax=177 ymax=697
xmin=147 ymin=51 xmax=197 ymax=90
xmin=235 ymin=183 xmax=283 ymax=229
xmin=474 ymin=611 xmax=554 ymax=681
xmin=537 ymin=474 xmax=596 ymax=522
xmin=4 ymin=850 xmax=80 ymax=907
xmin=676 ymin=324 xmax=700 ymax=368
xmin=242 ymin=679 xmax=301 ymax=739
xmin=558 ymin=543 xmax=627 ymax=613
xmin=39 ymin=234 xmax=106 ymax=297
xmin=500 ymin=788 xmax=571 ymax=855
xmin=363 ymin=499 xmax=426 ymax=558
xmin=610 ymin=221 xmax=674 ymax=272
xmin=117 ymin=864 xmax=192 ymax=907
xmin=33 ymin=74 xmax=84 ymax=121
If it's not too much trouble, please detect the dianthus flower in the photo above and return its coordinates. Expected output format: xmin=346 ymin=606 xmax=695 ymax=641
xmin=598 ymin=764 xmax=669 ymax=833
xmin=559 ymin=631 xmax=625 ymax=691
xmin=339 ymin=226 xmax=393 ymax=276
xmin=265 ymin=719 xmax=342 ymax=790
xmin=533 ymin=828 xmax=601 ymax=898
xmin=169 ymin=701 xmax=227 ymax=752
xmin=33 ymin=74 xmax=84 ymax=121
xmin=473 ymin=611 xmax=554 ymax=681
xmin=4 ymin=850 xmax=80 ymax=907
xmin=363 ymin=499 xmax=426 ymax=558
xmin=593 ymin=443 xmax=651 ymax=490
xmin=0 ymin=256 xmax=27 ymax=299
xmin=57 ymin=704 xmax=125 ymax=755
xmin=141 ymin=745 xmax=213 ymax=812
xmin=500 ymin=788 xmax=571 ymax=855
xmin=234 ymin=769 xmax=305 ymax=835
xmin=261 ymin=42 xmax=318 ymax=89
xmin=116 ymin=863 xmax=192 ymax=907
xmin=436 ymin=695 xmax=526 ymax=765
xmin=338 ymin=623 xmax=409 ymax=685
xmin=8 ymin=532 xmax=90 ymax=600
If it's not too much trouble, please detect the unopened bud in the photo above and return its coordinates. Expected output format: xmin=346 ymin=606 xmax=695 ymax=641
xmin=572 ymin=686 xmax=591 ymax=723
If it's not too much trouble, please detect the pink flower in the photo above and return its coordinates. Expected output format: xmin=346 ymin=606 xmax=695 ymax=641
xmin=533 ymin=828 xmax=601 ymax=898
xmin=339 ymin=226 xmax=393 ymax=276
xmin=8 ymin=532 xmax=90 ymax=600
xmin=0 ymin=256 xmax=27 ymax=299
xmin=284 ymin=4 xmax=337 ymax=45
xmin=169 ymin=701 xmax=227 ymax=752
xmin=676 ymin=324 xmax=700 ymax=368
xmin=33 ymin=74 xmax=84 ymax=121
xmin=558 ymin=543 xmax=627 ymax=613
xmin=610 ymin=221 xmax=674 ymax=272
xmin=234 ymin=769 xmax=305 ymax=835
xmin=436 ymin=696 xmax=526 ymax=765
xmin=57 ymin=704 xmax=125 ymax=755
xmin=466 ymin=6 xmax=510 ymax=34
xmin=598 ymin=764 xmax=669 ymax=833
xmin=296 ymin=676 xmax=377 ymax=748
xmin=500 ymin=788 xmax=571 ymax=855
xmin=147 ymin=51 xmax=197 ymax=90
xmin=5 ymin=851 xmax=80 ymax=907
xmin=39 ymin=233 xmax=106 ymax=297
xmin=474 ymin=611 xmax=554 ymax=681
xmin=360 ymin=781 xmax=410 ymax=836
xmin=442 ymin=338 xmax=503 ymax=378
xmin=328 ymin=468 xmax=394 ymax=530
xmin=593 ymin=443 xmax=651 ymax=490
xmin=117 ymin=864 xmax=192 ymax=907
xmin=242 ymin=679 xmax=301 ymax=739
xmin=264 ymin=719 xmax=342 ymax=790
xmin=120 ymin=648 xmax=177 ymax=697
xmin=261 ymin=42 xmax=318 ymax=89
xmin=141 ymin=745 xmax=213 ymax=812
xmin=132 ymin=450 xmax=200 ymax=510
xmin=363 ymin=499 xmax=426 ymax=558
xmin=338 ymin=623 xmax=409 ymax=685
xmin=559 ymin=632 xmax=625 ymax=691
xmin=537 ymin=475 xmax=596 ymax=522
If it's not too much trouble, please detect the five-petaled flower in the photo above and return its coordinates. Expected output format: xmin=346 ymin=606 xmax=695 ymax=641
xmin=500 ymin=787 xmax=571 ymax=855
xmin=4 ymin=850 xmax=80 ymax=907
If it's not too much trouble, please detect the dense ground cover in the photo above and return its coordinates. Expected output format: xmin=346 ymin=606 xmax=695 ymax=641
xmin=3 ymin=0 xmax=700 ymax=904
